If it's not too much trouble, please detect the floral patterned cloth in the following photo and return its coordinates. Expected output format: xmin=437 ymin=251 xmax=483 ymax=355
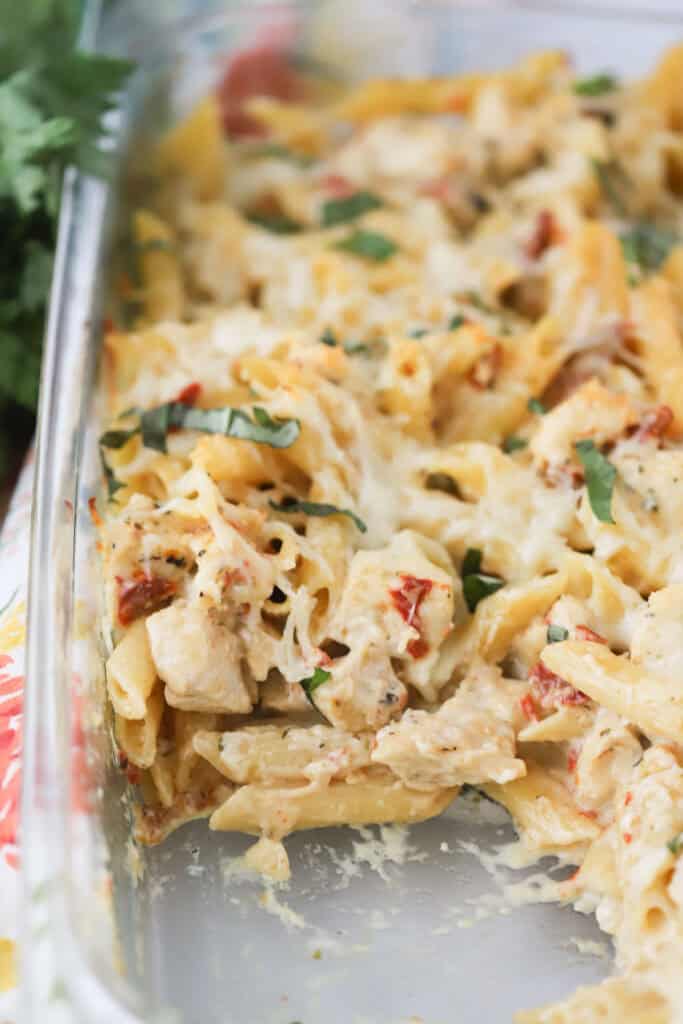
xmin=0 ymin=454 xmax=34 ymax=1017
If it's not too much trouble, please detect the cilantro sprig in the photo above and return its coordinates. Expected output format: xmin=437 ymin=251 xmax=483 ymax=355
xmin=0 ymin=2 xmax=133 ymax=481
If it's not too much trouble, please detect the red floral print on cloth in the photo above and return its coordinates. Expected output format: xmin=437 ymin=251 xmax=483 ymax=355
xmin=0 ymin=654 xmax=23 ymax=869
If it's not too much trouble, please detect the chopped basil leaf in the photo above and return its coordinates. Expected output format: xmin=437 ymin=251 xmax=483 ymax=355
xmin=463 ymin=573 xmax=504 ymax=613
xmin=461 ymin=547 xmax=504 ymax=612
xmin=448 ymin=314 xmax=466 ymax=331
xmin=462 ymin=547 xmax=482 ymax=577
xmin=99 ymin=427 xmax=138 ymax=449
xmin=104 ymin=403 xmax=300 ymax=456
xmin=527 ymin=397 xmax=546 ymax=415
xmin=667 ymin=833 xmax=683 ymax=855
xmin=321 ymin=190 xmax=382 ymax=227
xmin=344 ymin=338 xmax=386 ymax=356
xmin=425 ymin=472 xmax=460 ymax=497
xmin=320 ymin=328 xmax=338 ymax=347
xmin=269 ymin=498 xmax=367 ymax=533
xmin=575 ymin=440 xmax=617 ymax=524
xmin=591 ymin=158 xmax=630 ymax=217
xmin=620 ymin=223 xmax=677 ymax=274
xmin=99 ymin=449 xmax=125 ymax=501
xmin=333 ymin=229 xmax=397 ymax=262
xmin=299 ymin=667 xmax=332 ymax=704
xmin=574 ymin=73 xmax=618 ymax=97
xmin=503 ymin=435 xmax=528 ymax=453
xmin=409 ymin=328 xmax=429 ymax=339
xmin=547 ymin=624 xmax=569 ymax=643
xmin=140 ymin=405 xmax=172 ymax=452
xmin=247 ymin=211 xmax=303 ymax=234
xmin=246 ymin=142 xmax=313 ymax=167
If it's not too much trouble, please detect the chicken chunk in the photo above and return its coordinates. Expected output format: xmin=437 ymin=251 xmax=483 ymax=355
xmin=330 ymin=529 xmax=456 ymax=701
xmin=372 ymin=662 xmax=526 ymax=789
xmin=530 ymin=378 xmax=639 ymax=470
xmin=146 ymin=601 xmax=252 ymax=713
xmin=313 ymin=645 xmax=407 ymax=733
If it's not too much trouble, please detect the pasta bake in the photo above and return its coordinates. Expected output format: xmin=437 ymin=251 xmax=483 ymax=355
xmin=98 ymin=43 xmax=683 ymax=1022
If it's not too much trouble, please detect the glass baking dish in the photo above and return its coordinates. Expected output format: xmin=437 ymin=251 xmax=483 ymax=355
xmin=20 ymin=2 xmax=683 ymax=1022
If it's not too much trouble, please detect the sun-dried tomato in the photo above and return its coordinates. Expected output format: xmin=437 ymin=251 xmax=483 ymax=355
xmin=525 ymin=209 xmax=556 ymax=260
xmin=575 ymin=624 xmax=607 ymax=644
xmin=389 ymin=574 xmax=433 ymax=659
xmin=634 ymin=405 xmax=673 ymax=442
xmin=175 ymin=381 xmax=202 ymax=405
xmin=529 ymin=661 xmax=590 ymax=710
xmin=117 ymin=574 xmax=177 ymax=626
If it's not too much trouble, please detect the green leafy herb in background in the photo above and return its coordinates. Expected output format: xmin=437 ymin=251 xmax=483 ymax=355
xmin=620 ymin=222 xmax=677 ymax=275
xmin=0 ymin=0 xmax=133 ymax=481
xmin=333 ymin=229 xmax=397 ymax=262
xmin=591 ymin=157 xmax=630 ymax=216
xmin=321 ymin=190 xmax=382 ymax=227
xmin=502 ymin=435 xmax=528 ymax=453
xmin=573 ymin=73 xmax=618 ymax=97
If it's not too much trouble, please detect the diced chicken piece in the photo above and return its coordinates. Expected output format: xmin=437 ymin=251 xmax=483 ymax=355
xmin=572 ymin=707 xmax=643 ymax=813
xmin=630 ymin=584 xmax=683 ymax=679
xmin=530 ymin=378 xmax=639 ymax=470
xmin=146 ymin=601 xmax=252 ymax=714
xmin=372 ymin=662 xmax=526 ymax=790
xmin=193 ymin=723 xmax=372 ymax=785
xmin=330 ymin=530 xmax=457 ymax=701
xmin=314 ymin=645 xmax=407 ymax=733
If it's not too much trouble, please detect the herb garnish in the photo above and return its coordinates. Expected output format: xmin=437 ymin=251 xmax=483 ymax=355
xmin=574 ymin=74 xmax=618 ymax=97
xmin=547 ymin=624 xmax=569 ymax=644
xmin=99 ymin=403 xmax=300 ymax=455
xmin=575 ymin=440 xmax=617 ymax=524
xmin=299 ymin=667 xmax=332 ymax=704
xmin=461 ymin=547 xmax=504 ymax=613
xmin=318 ymin=329 xmax=382 ymax=356
xmin=321 ymin=190 xmax=382 ymax=227
xmin=247 ymin=211 xmax=303 ymax=234
xmin=0 ymin=4 xmax=134 ymax=480
xmin=503 ymin=435 xmax=528 ymax=453
xmin=269 ymin=498 xmax=367 ymax=533
xmin=246 ymin=142 xmax=313 ymax=167
xmin=448 ymin=314 xmax=466 ymax=331
xmin=667 ymin=833 xmax=683 ymax=855
xmin=99 ymin=449 xmax=125 ymax=502
xmin=591 ymin=158 xmax=630 ymax=216
xmin=333 ymin=229 xmax=397 ymax=262
xmin=527 ymin=398 xmax=546 ymax=415
xmin=620 ymin=223 xmax=677 ymax=275
xmin=320 ymin=328 xmax=338 ymax=347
